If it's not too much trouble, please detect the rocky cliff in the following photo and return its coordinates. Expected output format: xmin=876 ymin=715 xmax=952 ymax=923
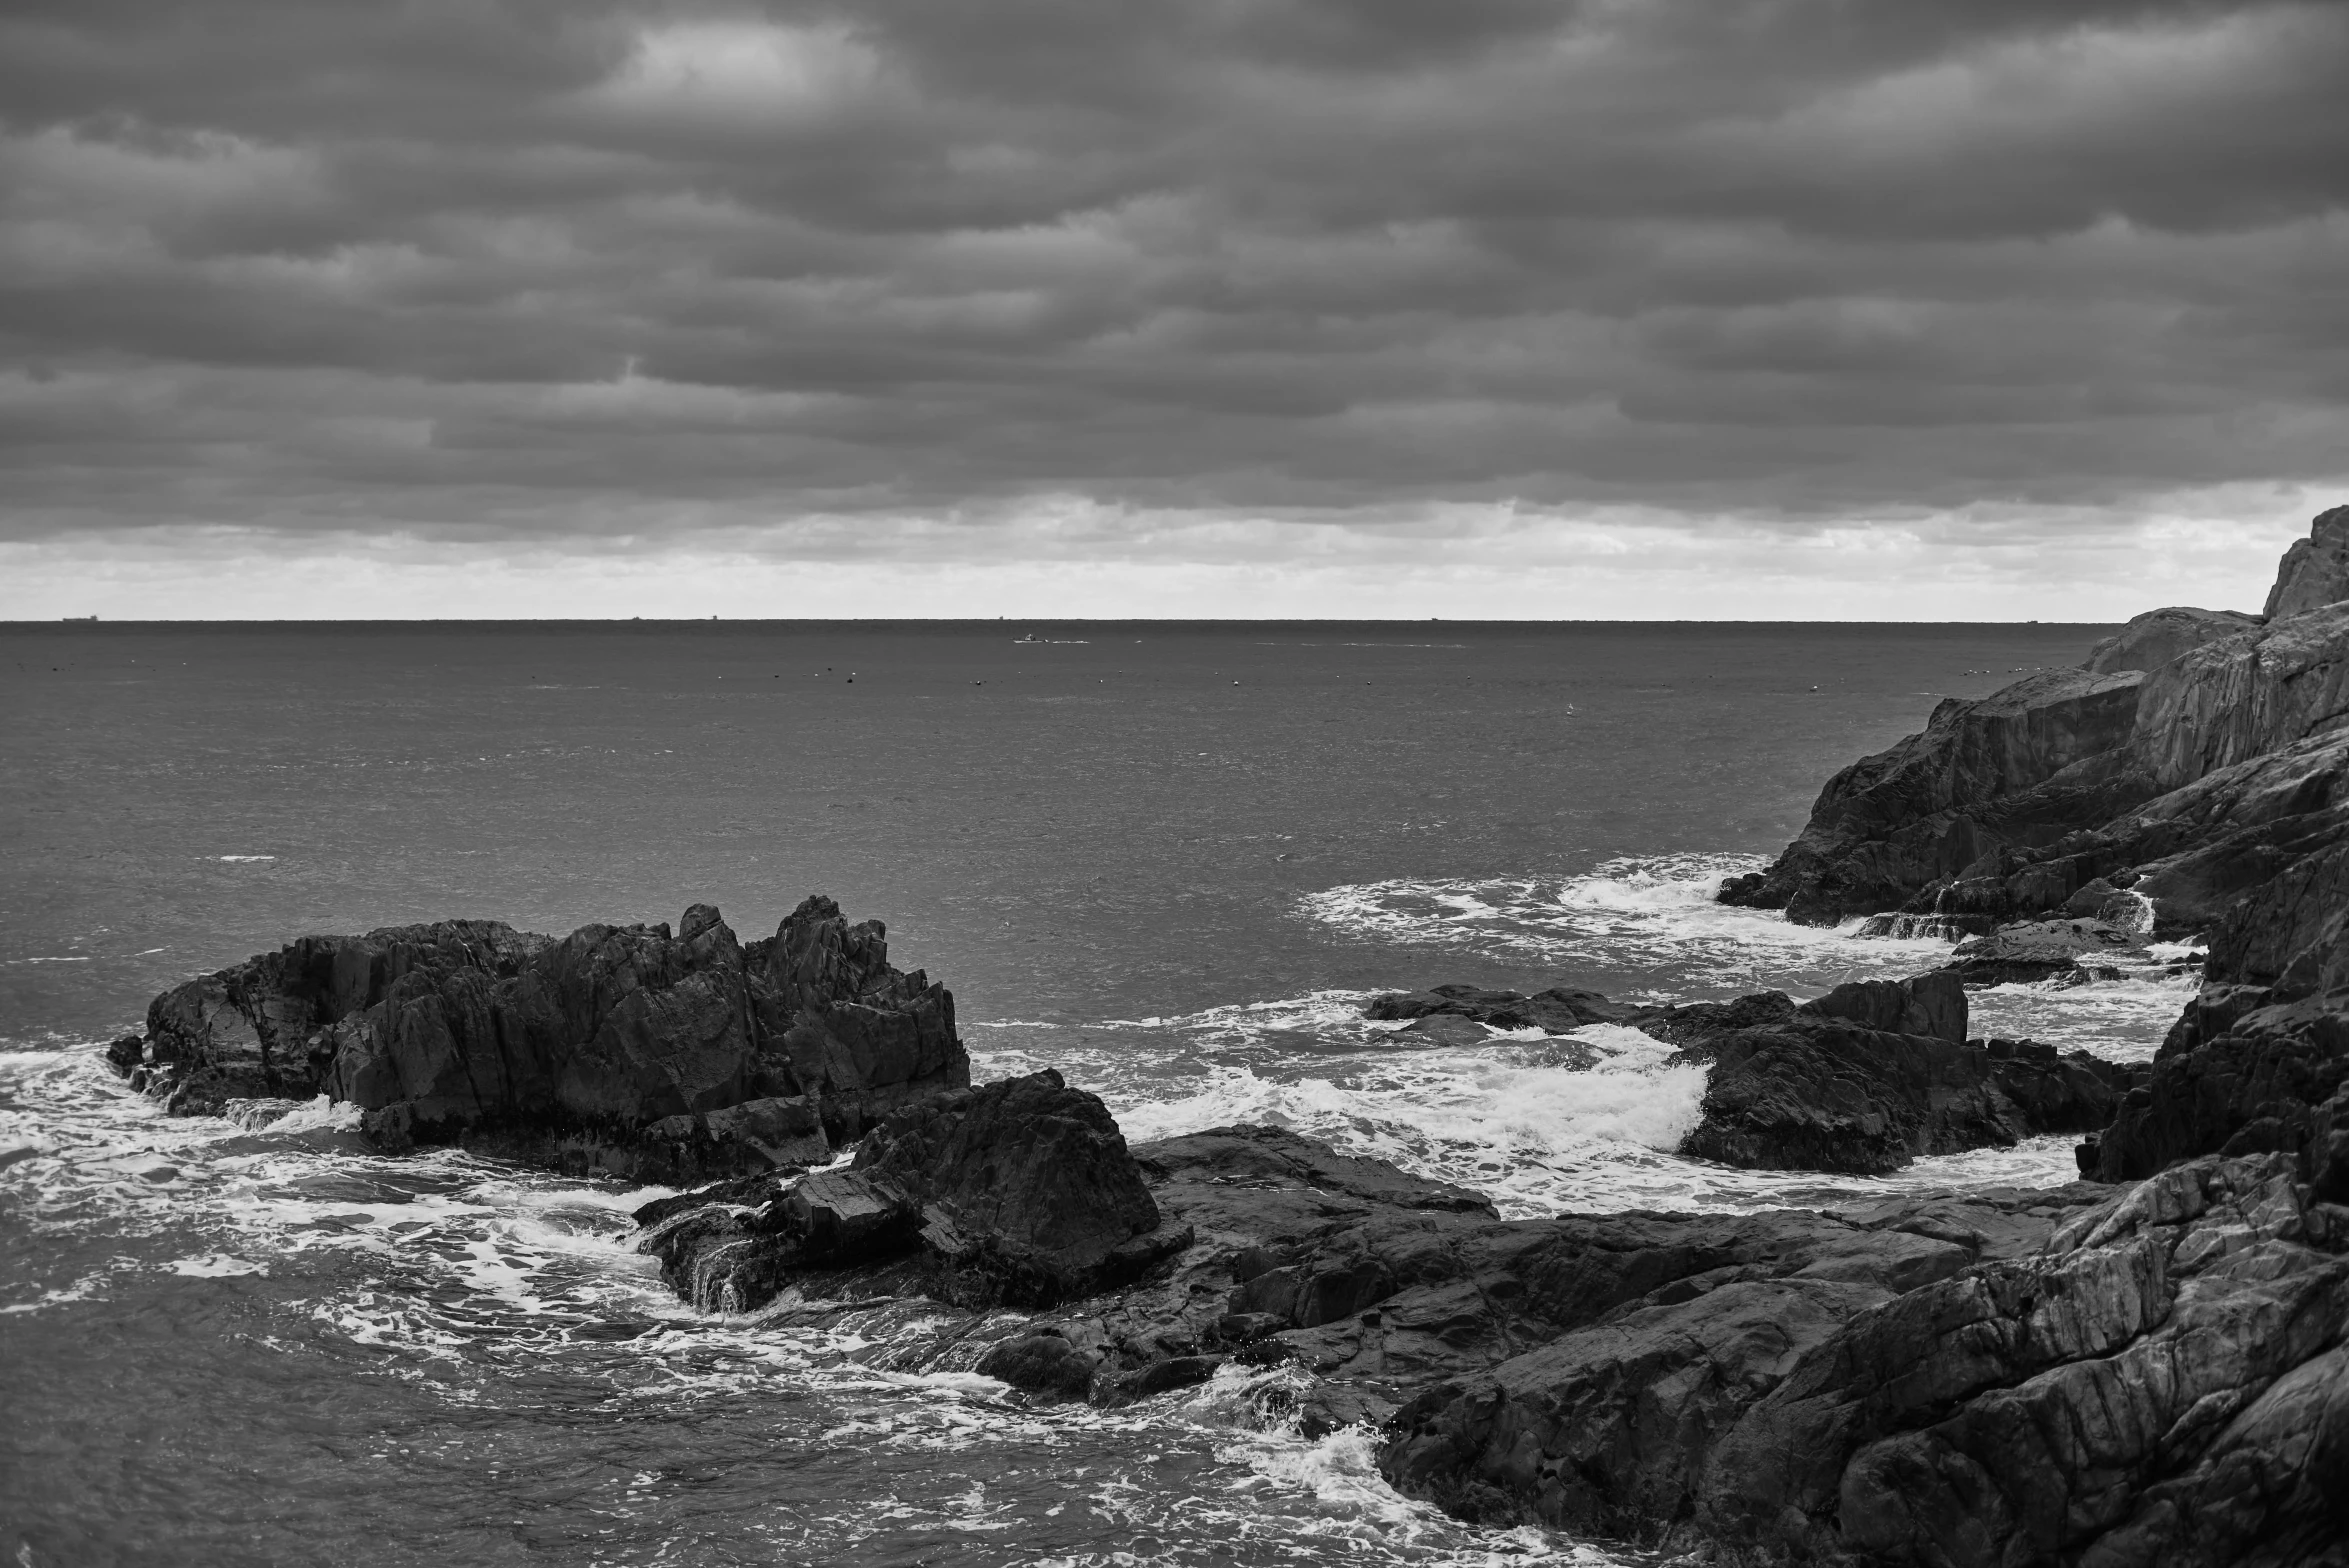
xmin=1719 ymin=507 xmax=2349 ymax=931
xmin=110 ymin=894 xmax=969 ymax=1180
xmin=1707 ymin=505 xmax=2349 ymax=1195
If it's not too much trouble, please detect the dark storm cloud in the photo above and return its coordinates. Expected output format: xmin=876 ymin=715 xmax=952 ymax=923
xmin=2 ymin=0 xmax=2346 ymax=548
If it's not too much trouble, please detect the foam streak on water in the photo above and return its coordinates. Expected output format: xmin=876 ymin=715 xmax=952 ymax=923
xmin=1300 ymin=853 xmax=1955 ymax=998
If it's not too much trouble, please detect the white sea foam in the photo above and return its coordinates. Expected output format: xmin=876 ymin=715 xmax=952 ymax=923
xmin=1091 ymin=1025 xmax=1708 ymax=1217
xmin=166 ymin=1254 xmax=268 ymax=1277
xmin=1300 ymin=853 xmax=1953 ymax=996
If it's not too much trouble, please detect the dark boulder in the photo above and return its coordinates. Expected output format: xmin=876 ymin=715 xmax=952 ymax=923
xmin=1795 ymin=972 xmax=1966 ymax=1043
xmin=116 ymin=895 xmax=969 ymax=1178
xmin=1940 ymin=915 xmax=2146 ymax=985
xmin=1364 ymin=974 xmax=2139 ymax=1176
xmin=975 ymin=1332 xmax=1102 ymax=1399
xmin=640 ymin=1071 xmax=1189 ymax=1313
xmin=1678 ymin=1018 xmax=2134 ymax=1177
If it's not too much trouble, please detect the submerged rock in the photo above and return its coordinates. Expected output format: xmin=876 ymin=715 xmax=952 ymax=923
xmin=1362 ymin=984 xmax=1628 ymax=1032
xmin=116 ymin=895 xmax=969 ymax=1179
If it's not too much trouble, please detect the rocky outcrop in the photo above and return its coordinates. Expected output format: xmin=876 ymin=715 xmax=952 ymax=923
xmin=2133 ymin=600 xmax=2349 ymax=794
xmin=2084 ymin=606 xmax=2264 ymax=675
xmin=628 ymin=1083 xmax=2347 ymax=1563
xmin=1716 ymin=667 xmax=2151 ymax=923
xmin=1383 ymin=1152 xmax=2349 ymax=1566
xmin=1722 ymin=507 xmax=2349 ymax=928
xmin=1364 ymin=974 xmax=2141 ymax=1176
xmin=116 ymin=895 xmax=969 ymax=1179
xmin=639 ymin=1070 xmax=1188 ymax=1310
xmin=1705 ymin=503 xmax=2349 ymax=1205
xmin=1678 ymin=1015 xmax=2137 ymax=1176
xmin=1939 ymin=914 xmax=2147 ymax=984
xmin=2265 ymin=502 xmax=2349 ymax=618
xmin=632 ymin=1100 xmax=2115 ymax=1430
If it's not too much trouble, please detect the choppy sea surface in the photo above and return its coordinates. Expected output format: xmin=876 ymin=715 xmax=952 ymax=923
xmin=0 ymin=620 xmax=2179 ymax=1566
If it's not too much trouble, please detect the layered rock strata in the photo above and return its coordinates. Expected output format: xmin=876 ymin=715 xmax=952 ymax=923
xmin=1717 ymin=509 xmax=2349 ymax=930
xmin=112 ymin=895 xmax=968 ymax=1180
xmin=1383 ymin=1151 xmax=2349 ymax=1566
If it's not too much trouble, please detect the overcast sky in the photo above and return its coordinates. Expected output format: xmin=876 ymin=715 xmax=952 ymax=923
xmin=4 ymin=0 xmax=2346 ymax=619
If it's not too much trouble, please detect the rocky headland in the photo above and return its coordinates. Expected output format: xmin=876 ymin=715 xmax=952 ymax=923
xmin=107 ymin=505 xmax=2349 ymax=1564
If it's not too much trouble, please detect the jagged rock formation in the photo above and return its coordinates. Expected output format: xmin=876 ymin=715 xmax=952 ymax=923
xmin=1337 ymin=504 xmax=2349 ymax=1560
xmin=631 ymin=1097 xmax=2115 ymax=1429
xmin=1718 ymin=510 xmax=2349 ymax=929
xmin=1382 ymin=1152 xmax=2349 ymax=1566
xmin=1716 ymin=666 xmax=2152 ymax=924
xmin=639 ymin=1070 xmax=1189 ymax=1310
xmin=2265 ymin=502 xmax=2349 ymax=618
xmin=633 ymin=1080 xmax=2348 ymax=1563
xmin=114 ymin=895 xmax=968 ymax=1179
xmin=1363 ymin=974 xmax=2141 ymax=1175
xmin=1707 ymin=504 xmax=2349 ymax=1195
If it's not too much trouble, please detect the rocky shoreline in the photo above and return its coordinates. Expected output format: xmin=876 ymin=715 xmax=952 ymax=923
xmin=102 ymin=506 xmax=2349 ymax=1564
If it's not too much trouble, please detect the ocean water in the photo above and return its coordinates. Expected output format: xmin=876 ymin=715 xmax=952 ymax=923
xmin=0 ymin=620 xmax=2179 ymax=1566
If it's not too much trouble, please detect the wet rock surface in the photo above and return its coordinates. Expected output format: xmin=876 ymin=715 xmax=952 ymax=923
xmin=115 ymin=895 xmax=969 ymax=1179
xmin=625 ymin=1064 xmax=2349 ymax=1566
xmin=631 ymin=1102 xmax=2109 ymax=1421
xmin=1939 ymin=914 xmax=2148 ymax=984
